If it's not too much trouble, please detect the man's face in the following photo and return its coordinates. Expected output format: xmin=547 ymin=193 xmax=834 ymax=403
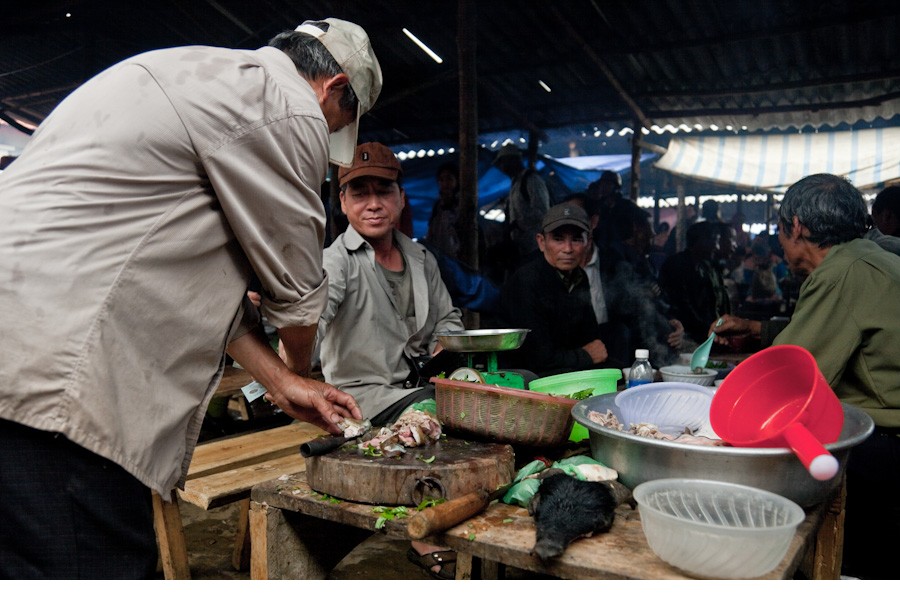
xmin=320 ymin=81 xmax=356 ymax=133
xmin=495 ymin=156 xmax=522 ymax=178
xmin=436 ymin=170 xmax=458 ymax=200
xmin=340 ymin=176 xmax=404 ymax=242
xmin=717 ymin=227 xmax=737 ymax=259
xmin=537 ymin=226 xmax=589 ymax=272
xmin=874 ymin=209 xmax=899 ymax=236
xmin=777 ymin=224 xmax=803 ymax=275
xmin=633 ymin=219 xmax=654 ymax=253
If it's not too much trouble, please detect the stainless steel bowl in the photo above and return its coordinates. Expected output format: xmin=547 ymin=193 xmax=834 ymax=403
xmin=572 ymin=392 xmax=874 ymax=507
xmin=436 ymin=329 xmax=529 ymax=353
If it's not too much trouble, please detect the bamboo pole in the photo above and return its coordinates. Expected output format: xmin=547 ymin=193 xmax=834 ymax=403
xmin=457 ymin=0 xmax=479 ymax=329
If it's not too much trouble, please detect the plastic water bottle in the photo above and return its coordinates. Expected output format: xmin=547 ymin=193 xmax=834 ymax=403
xmin=627 ymin=349 xmax=653 ymax=388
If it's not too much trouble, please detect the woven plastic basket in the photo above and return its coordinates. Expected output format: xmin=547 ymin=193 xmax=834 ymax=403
xmin=431 ymin=377 xmax=576 ymax=446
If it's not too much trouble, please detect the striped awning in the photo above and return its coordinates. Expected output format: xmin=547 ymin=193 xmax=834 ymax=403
xmin=655 ymin=128 xmax=900 ymax=193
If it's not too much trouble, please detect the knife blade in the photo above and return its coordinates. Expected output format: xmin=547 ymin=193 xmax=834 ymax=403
xmin=406 ymin=480 xmax=515 ymax=539
xmin=299 ymin=419 xmax=372 ymax=458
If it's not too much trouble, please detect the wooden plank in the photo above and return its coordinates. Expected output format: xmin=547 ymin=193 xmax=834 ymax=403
xmin=213 ymin=365 xmax=255 ymax=399
xmin=180 ymin=453 xmax=308 ymax=510
xmin=187 ymin=421 xmax=323 ymax=480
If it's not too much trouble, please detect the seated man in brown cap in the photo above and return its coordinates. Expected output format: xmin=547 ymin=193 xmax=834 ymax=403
xmin=318 ymin=141 xmax=464 ymax=425
xmin=316 ymin=141 xmax=464 ymax=578
xmin=499 ymin=203 xmax=624 ymax=376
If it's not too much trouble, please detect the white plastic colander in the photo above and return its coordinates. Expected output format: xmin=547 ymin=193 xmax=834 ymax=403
xmin=614 ymin=382 xmax=715 ymax=436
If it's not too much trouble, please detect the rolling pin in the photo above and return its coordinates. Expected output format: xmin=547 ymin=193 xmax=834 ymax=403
xmin=407 ymin=481 xmax=514 ymax=539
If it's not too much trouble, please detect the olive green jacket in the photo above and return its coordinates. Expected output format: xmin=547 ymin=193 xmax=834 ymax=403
xmin=774 ymin=239 xmax=900 ymax=427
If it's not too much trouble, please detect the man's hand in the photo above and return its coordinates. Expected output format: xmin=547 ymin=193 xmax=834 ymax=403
xmin=226 ymin=327 xmax=362 ymax=434
xmin=667 ymin=319 xmax=685 ymax=349
xmin=264 ymin=376 xmax=361 ymax=434
xmin=582 ymin=339 xmax=609 ymax=364
xmin=710 ymin=313 xmax=761 ymax=345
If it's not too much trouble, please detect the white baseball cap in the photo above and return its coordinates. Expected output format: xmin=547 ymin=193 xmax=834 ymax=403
xmin=295 ymin=18 xmax=383 ymax=167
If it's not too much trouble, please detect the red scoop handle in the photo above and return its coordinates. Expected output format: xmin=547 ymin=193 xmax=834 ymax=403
xmin=782 ymin=422 xmax=839 ymax=481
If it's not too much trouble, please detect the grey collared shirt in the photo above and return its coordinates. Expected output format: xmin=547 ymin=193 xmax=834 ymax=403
xmin=318 ymin=227 xmax=464 ymax=419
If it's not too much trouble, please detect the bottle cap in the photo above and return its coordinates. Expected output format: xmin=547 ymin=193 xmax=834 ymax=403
xmin=635 ymin=349 xmax=649 ymax=359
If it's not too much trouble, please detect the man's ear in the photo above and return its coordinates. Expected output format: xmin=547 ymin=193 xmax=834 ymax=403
xmin=338 ymin=189 xmax=349 ymax=215
xmin=321 ymin=73 xmax=350 ymax=102
xmin=536 ymin=232 xmax=546 ymax=252
xmin=790 ymin=215 xmax=812 ymax=241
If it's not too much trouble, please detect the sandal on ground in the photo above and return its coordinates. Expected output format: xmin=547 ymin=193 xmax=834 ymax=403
xmin=406 ymin=547 xmax=457 ymax=580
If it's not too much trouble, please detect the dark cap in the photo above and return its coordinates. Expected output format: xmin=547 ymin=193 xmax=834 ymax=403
xmin=338 ymin=142 xmax=402 ymax=186
xmin=541 ymin=203 xmax=590 ymax=233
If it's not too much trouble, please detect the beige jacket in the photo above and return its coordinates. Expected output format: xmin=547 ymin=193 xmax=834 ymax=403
xmin=318 ymin=227 xmax=463 ymax=418
xmin=0 ymin=45 xmax=330 ymax=496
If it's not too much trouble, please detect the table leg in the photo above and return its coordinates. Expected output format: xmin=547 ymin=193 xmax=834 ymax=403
xmin=455 ymin=552 xmax=474 ymax=580
xmin=811 ymin=476 xmax=846 ymax=579
xmin=797 ymin=476 xmax=846 ymax=579
xmin=250 ymin=500 xmax=371 ymax=579
xmin=152 ymin=491 xmax=191 ymax=580
xmin=232 ymin=498 xmax=251 ymax=571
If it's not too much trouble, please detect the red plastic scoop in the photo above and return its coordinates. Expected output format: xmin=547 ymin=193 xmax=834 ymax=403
xmin=710 ymin=345 xmax=844 ymax=481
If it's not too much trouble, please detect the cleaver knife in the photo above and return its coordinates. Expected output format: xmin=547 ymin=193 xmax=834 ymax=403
xmin=406 ymin=480 xmax=514 ymax=539
xmin=299 ymin=419 xmax=372 ymax=458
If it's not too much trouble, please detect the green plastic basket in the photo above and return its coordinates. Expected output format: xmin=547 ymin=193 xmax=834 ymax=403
xmin=528 ymin=369 xmax=622 ymax=442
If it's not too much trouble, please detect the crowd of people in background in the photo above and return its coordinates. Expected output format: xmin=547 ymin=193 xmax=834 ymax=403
xmin=420 ymin=144 xmax=850 ymax=361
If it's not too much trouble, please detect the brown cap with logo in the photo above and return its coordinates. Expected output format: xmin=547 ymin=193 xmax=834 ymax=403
xmin=337 ymin=142 xmax=402 ymax=186
xmin=541 ymin=203 xmax=591 ymax=233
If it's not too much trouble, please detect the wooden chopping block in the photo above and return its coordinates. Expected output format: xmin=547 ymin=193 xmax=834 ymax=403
xmin=305 ymin=437 xmax=515 ymax=506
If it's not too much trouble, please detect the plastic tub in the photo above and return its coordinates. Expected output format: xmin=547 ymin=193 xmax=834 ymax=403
xmin=633 ymin=478 xmax=805 ymax=578
xmin=529 ymin=369 xmax=621 ymax=442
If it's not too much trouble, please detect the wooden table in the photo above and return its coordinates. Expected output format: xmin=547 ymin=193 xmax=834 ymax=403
xmin=248 ymin=471 xmax=845 ymax=580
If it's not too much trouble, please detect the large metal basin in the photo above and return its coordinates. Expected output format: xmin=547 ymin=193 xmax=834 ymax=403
xmin=572 ymin=392 xmax=874 ymax=507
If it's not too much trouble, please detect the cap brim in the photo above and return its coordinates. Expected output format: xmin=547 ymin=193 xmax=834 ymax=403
xmin=545 ymin=219 xmax=590 ymax=233
xmin=329 ymin=103 xmax=360 ymax=168
xmin=339 ymin=165 xmax=399 ymax=187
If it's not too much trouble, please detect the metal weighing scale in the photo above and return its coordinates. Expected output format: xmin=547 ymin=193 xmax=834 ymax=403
xmin=435 ymin=329 xmax=530 ymax=389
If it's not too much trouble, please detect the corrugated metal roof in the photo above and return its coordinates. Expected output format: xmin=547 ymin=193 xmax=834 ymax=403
xmin=1 ymin=0 xmax=898 ymax=148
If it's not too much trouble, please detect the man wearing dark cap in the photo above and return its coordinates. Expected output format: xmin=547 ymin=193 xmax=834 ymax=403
xmin=500 ymin=203 xmax=619 ymax=376
xmin=492 ymin=144 xmax=551 ymax=271
xmin=588 ymin=169 xmax=637 ymax=251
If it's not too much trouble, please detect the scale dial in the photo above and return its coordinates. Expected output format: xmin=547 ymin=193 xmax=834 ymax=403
xmin=448 ymin=367 xmax=485 ymax=383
